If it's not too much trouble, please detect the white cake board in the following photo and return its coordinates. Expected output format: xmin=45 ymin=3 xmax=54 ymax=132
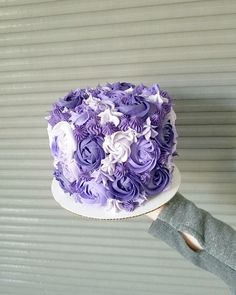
xmin=51 ymin=164 xmax=181 ymax=220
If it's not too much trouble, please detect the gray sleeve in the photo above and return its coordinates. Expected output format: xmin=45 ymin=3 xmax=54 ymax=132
xmin=148 ymin=192 xmax=236 ymax=293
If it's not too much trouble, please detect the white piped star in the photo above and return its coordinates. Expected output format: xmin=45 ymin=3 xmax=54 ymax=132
xmin=98 ymin=108 xmax=122 ymax=126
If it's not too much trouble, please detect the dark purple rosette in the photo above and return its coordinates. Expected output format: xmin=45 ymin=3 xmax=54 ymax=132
xmin=57 ymin=88 xmax=88 ymax=109
xmin=156 ymin=142 xmax=172 ymax=166
xmin=105 ymin=90 xmax=127 ymax=106
xmin=75 ymin=179 xmax=109 ymax=205
xmin=132 ymin=83 xmax=146 ymax=96
xmin=127 ymin=136 xmax=160 ymax=174
xmin=118 ymin=92 xmax=136 ymax=105
xmin=75 ymin=136 xmax=105 ymax=173
xmin=162 ymin=121 xmax=175 ymax=147
xmin=118 ymin=96 xmax=151 ymax=119
xmin=155 ymin=120 xmax=175 ymax=153
xmin=144 ymin=165 xmax=171 ymax=197
xmin=107 ymin=173 xmax=142 ymax=203
xmin=162 ymin=102 xmax=172 ymax=115
xmin=106 ymin=81 xmax=135 ymax=91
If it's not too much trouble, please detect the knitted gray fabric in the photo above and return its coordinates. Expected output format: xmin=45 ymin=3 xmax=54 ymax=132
xmin=148 ymin=192 xmax=236 ymax=294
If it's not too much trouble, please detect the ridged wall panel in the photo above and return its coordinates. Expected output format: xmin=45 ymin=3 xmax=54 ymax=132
xmin=0 ymin=1 xmax=235 ymax=294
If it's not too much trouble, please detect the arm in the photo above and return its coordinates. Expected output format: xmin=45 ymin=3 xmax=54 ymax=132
xmin=147 ymin=192 xmax=236 ymax=293
xmin=147 ymin=205 xmax=203 ymax=251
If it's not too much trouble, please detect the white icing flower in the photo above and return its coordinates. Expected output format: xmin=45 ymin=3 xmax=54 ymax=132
xmin=92 ymin=166 xmax=114 ymax=184
xmin=166 ymin=106 xmax=178 ymax=155
xmin=100 ymin=99 xmax=116 ymax=109
xmin=84 ymin=93 xmax=118 ymax=112
xmin=103 ymin=128 xmax=137 ymax=164
xmin=166 ymin=106 xmax=177 ymax=126
xmin=48 ymin=121 xmax=77 ymax=163
xmin=101 ymin=86 xmax=110 ymax=90
xmin=137 ymin=191 xmax=148 ymax=205
xmin=60 ymin=159 xmax=79 ymax=182
xmin=84 ymin=94 xmax=101 ymax=111
xmin=105 ymin=198 xmax=123 ymax=213
xmin=140 ymin=117 xmax=158 ymax=140
xmin=98 ymin=107 xmax=122 ymax=126
xmin=100 ymin=156 xmax=116 ymax=176
xmin=124 ymin=87 xmax=134 ymax=93
xmin=104 ymin=191 xmax=147 ymax=214
xmin=145 ymin=91 xmax=169 ymax=104
xmin=48 ymin=122 xmax=80 ymax=182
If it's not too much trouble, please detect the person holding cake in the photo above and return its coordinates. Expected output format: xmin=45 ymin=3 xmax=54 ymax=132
xmin=46 ymin=82 xmax=236 ymax=293
xmin=146 ymin=193 xmax=236 ymax=293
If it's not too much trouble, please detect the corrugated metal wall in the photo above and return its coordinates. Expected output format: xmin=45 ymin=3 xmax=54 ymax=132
xmin=0 ymin=0 xmax=235 ymax=294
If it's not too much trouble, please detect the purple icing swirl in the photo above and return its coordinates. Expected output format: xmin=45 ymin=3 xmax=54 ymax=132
xmin=156 ymin=120 xmax=175 ymax=152
xmin=73 ymin=125 xmax=89 ymax=141
xmin=86 ymin=117 xmax=102 ymax=135
xmin=128 ymin=117 xmax=144 ymax=132
xmin=118 ymin=97 xmax=150 ymax=118
xmin=118 ymin=115 xmax=130 ymax=131
xmin=114 ymin=163 xmax=129 ymax=180
xmin=56 ymin=88 xmax=87 ymax=109
xmin=75 ymin=179 xmax=109 ymax=205
xmin=128 ymin=136 xmax=160 ymax=174
xmin=75 ymin=136 xmax=105 ymax=172
xmin=102 ymin=122 xmax=118 ymax=135
xmin=107 ymin=173 xmax=141 ymax=203
xmin=144 ymin=165 xmax=170 ymax=197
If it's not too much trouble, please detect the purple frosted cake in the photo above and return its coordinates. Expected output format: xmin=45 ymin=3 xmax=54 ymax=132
xmin=46 ymin=82 xmax=178 ymax=213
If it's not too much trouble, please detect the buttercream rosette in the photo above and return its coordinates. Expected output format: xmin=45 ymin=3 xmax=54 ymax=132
xmin=46 ymin=82 xmax=178 ymax=213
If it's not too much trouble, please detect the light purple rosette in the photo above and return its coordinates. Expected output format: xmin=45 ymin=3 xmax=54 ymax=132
xmin=127 ymin=136 xmax=160 ymax=174
xmin=75 ymin=178 xmax=109 ymax=206
xmin=46 ymin=82 xmax=178 ymax=212
xmin=75 ymin=136 xmax=105 ymax=173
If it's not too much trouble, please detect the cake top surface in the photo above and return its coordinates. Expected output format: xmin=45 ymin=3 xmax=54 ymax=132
xmin=46 ymin=81 xmax=178 ymax=213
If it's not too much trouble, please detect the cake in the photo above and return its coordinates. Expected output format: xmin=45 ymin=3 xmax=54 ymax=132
xmin=46 ymin=82 xmax=178 ymax=213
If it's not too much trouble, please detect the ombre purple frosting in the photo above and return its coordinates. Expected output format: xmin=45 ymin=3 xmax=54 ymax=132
xmin=46 ymin=82 xmax=178 ymax=212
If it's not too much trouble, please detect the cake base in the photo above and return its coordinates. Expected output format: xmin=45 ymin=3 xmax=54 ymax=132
xmin=51 ymin=164 xmax=181 ymax=220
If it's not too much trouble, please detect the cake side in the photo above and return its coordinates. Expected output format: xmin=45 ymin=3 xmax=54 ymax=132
xmin=46 ymin=82 xmax=178 ymax=213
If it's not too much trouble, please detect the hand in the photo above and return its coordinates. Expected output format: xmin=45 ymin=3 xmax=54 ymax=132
xmin=146 ymin=205 xmax=165 ymax=220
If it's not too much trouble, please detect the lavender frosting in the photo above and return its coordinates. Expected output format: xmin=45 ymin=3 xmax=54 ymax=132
xmin=46 ymin=82 xmax=178 ymax=212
